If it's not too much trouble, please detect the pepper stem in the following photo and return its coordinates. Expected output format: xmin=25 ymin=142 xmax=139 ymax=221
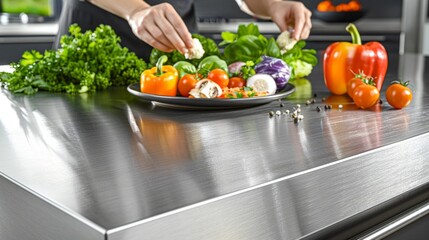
xmin=346 ymin=23 xmax=362 ymax=45
xmin=156 ymin=55 xmax=168 ymax=76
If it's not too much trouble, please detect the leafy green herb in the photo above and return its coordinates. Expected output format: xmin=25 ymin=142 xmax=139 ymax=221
xmin=0 ymin=24 xmax=147 ymax=94
xmin=281 ymin=40 xmax=318 ymax=79
xmin=149 ymin=33 xmax=220 ymax=67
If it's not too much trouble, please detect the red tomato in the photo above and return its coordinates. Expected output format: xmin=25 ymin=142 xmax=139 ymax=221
xmin=347 ymin=77 xmax=364 ymax=98
xmin=228 ymin=77 xmax=246 ymax=88
xmin=352 ymin=84 xmax=380 ymax=109
xmin=207 ymin=69 xmax=229 ymax=89
xmin=178 ymin=74 xmax=198 ymax=97
xmin=386 ymin=81 xmax=413 ymax=109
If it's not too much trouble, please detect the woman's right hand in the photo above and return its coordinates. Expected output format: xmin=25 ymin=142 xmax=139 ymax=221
xmin=128 ymin=3 xmax=194 ymax=54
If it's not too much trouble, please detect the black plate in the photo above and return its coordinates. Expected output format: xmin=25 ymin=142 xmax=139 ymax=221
xmin=313 ymin=10 xmax=366 ymax=23
xmin=127 ymin=83 xmax=295 ymax=109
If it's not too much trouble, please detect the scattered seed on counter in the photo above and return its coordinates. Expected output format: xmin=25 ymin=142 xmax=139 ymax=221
xmin=269 ymin=111 xmax=275 ymax=117
xmin=311 ymin=99 xmax=316 ymax=104
xmin=313 ymin=93 xmax=317 ymax=98
xmin=285 ymin=109 xmax=290 ymax=115
xmin=276 ymin=110 xmax=282 ymax=116
xmin=324 ymin=105 xmax=329 ymax=110
xmin=297 ymin=108 xmax=301 ymax=113
xmin=379 ymin=99 xmax=383 ymax=104
xmin=338 ymin=104 xmax=343 ymax=110
xmin=294 ymin=117 xmax=299 ymax=124
xmin=316 ymin=106 xmax=322 ymax=112
xmin=328 ymin=105 xmax=333 ymax=110
xmin=296 ymin=104 xmax=301 ymax=108
xmin=322 ymin=97 xmax=326 ymax=102
xmin=280 ymin=103 xmax=284 ymax=107
xmin=291 ymin=111 xmax=298 ymax=119
xmin=306 ymin=100 xmax=311 ymax=105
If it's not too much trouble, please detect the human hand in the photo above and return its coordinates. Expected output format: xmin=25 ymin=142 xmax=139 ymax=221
xmin=268 ymin=1 xmax=312 ymax=40
xmin=128 ymin=3 xmax=193 ymax=54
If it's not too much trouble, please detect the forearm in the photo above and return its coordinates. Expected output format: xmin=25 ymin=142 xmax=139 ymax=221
xmin=88 ymin=0 xmax=150 ymax=20
xmin=242 ymin=0 xmax=281 ymax=17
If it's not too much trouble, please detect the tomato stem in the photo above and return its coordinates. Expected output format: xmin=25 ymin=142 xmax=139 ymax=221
xmin=346 ymin=23 xmax=362 ymax=45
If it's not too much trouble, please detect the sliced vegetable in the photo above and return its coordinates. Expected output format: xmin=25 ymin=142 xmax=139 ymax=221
xmin=228 ymin=61 xmax=246 ymax=76
xmin=386 ymin=81 xmax=412 ymax=109
xmin=189 ymin=79 xmax=222 ymax=98
xmin=254 ymin=56 xmax=290 ymax=90
xmin=140 ymin=55 xmax=178 ymax=96
xmin=324 ymin=23 xmax=388 ymax=95
xmin=246 ymin=74 xmax=277 ymax=95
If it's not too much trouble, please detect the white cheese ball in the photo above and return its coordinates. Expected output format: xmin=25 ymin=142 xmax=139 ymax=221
xmin=185 ymin=38 xmax=205 ymax=60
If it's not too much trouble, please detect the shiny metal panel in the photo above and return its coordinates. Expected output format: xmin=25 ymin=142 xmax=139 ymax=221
xmin=0 ymin=53 xmax=428 ymax=239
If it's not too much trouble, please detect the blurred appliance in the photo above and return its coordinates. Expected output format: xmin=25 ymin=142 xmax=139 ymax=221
xmin=0 ymin=0 xmax=62 ymax=64
xmin=195 ymin=0 xmax=403 ymax=53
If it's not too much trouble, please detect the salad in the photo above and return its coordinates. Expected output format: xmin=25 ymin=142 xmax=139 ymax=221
xmin=145 ymin=23 xmax=318 ymax=99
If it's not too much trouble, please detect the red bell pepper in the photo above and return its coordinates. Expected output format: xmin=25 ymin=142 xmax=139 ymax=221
xmin=323 ymin=23 xmax=388 ymax=95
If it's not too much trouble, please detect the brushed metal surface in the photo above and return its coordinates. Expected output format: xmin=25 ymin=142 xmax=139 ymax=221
xmin=0 ymin=53 xmax=428 ymax=239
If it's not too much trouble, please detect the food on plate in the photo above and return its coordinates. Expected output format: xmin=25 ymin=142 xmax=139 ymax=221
xmin=228 ymin=77 xmax=246 ymax=88
xmin=207 ymin=68 xmax=229 ymax=89
xmin=246 ymin=74 xmax=277 ymax=95
xmin=174 ymin=61 xmax=197 ymax=79
xmin=197 ymin=55 xmax=229 ymax=75
xmin=178 ymin=74 xmax=198 ymax=97
xmin=149 ymin=33 xmax=220 ymax=67
xmin=324 ymin=23 xmax=388 ymax=95
xmin=254 ymin=55 xmax=290 ymax=91
xmin=185 ymin=38 xmax=205 ymax=60
xmin=189 ymin=79 xmax=222 ymax=98
xmin=228 ymin=61 xmax=246 ymax=76
xmin=140 ymin=55 xmax=178 ymax=96
xmin=385 ymin=81 xmax=413 ymax=109
xmin=276 ymin=30 xmax=297 ymax=54
xmin=351 ymin=79 xmax=380 ymax=109
xmin=223 ymin=86 xmax=268 ymax=99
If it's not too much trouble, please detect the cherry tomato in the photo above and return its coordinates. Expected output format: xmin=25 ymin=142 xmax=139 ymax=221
xmin=178 ymin=74 xmax=198 ymax=97
xmin=386 ymin=81 xmax=412 ymax=109
xmin=207 ymin=69 xmax=229 ymax=89
xmin=347 ymin=77 xmax=364 ymax=98
xmin=228 ymin=77 xmax=246 ymax=88
xmin=352 ymin=84 xmax=380 ymax=109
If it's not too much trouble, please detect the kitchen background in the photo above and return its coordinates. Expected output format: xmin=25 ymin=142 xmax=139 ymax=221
xmin=0 ymin=0 xmax=427 ymax=64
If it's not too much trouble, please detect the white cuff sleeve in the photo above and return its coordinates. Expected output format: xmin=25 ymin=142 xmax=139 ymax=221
xmin=234 ymin=0 xmax=272 ymax=20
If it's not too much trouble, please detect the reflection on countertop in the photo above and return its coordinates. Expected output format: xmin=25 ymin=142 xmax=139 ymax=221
xmin=0 ymin=51 xmax=428 ymax=239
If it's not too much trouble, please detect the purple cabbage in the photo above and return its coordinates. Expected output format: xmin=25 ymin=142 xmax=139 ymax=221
xmin=254 ymin=56 xmax=291 ymax=90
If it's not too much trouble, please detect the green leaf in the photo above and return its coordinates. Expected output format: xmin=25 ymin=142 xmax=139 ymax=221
xmin=266 ymin=38 xmax=281 ymax=58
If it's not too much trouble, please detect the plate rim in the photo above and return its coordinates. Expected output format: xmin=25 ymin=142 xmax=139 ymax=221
xmin=127 ymin=83 xmax=295 ymax=108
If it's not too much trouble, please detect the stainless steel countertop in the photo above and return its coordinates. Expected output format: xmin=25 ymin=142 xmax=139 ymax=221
xmin=1 ymin=53 xmax=428 ymax=240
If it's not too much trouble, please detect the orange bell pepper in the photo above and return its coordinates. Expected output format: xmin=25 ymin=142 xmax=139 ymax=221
xmin=140 ymin=55 xmax=178 ymax=96
xmin=323 ymin=23 xmax=388 ymax=95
